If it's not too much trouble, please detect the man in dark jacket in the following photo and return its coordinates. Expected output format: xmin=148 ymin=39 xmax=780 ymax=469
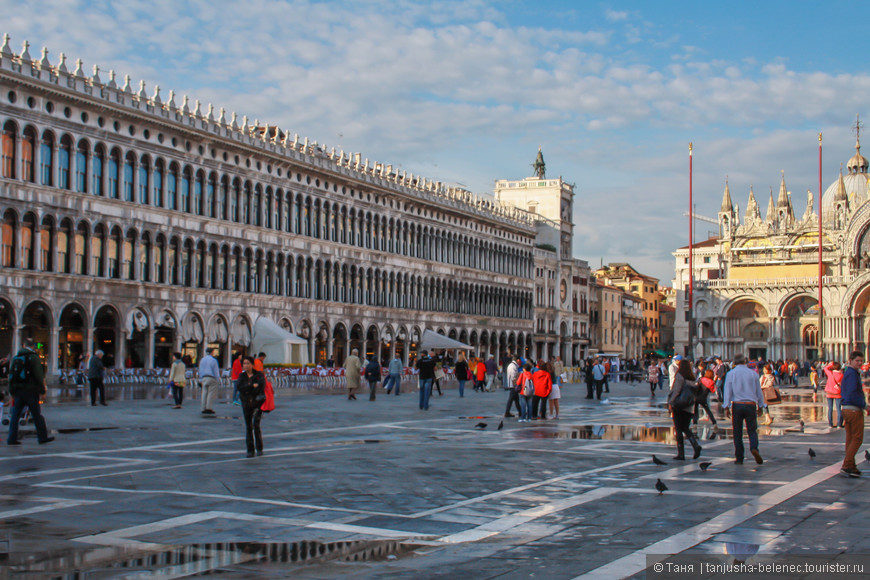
xmin=416 ymin=350 xmax=436 ymax=410
xmin=7 ymin=338 xmax=54 ymax=445
xmin=840 ymin=350 xmax=867 ymax=477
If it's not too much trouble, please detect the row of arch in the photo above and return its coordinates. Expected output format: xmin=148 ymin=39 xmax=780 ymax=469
xmin=1 ymin=119 xmax=533 ymax=276
xmin=0 ymin=298 xmax=535 ymax=373
xmin=0 ymin=209 xmax=533 ymax=318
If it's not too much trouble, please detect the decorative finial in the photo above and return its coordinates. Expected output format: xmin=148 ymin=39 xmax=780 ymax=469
xmin=152 ymin=85 xmax=162 ymax=105
xmin=73 ymin=58 xmax=84 ymax=77
xmin=218 ymin=107 xmax=227 ymax=124
xmin=122 ymin=74 xmax=132 ymax=92
xmin=193 ymin=99 xmax=202 ymax=117
xmin=57 ymin=52 xmax=68 ymax=73
xmin=689 ymin=142 xmax=693 ymax=154
xmin=181 ymin=95 xmax=190 ymax=114
xmin=138 ymin=80 xmax=147 ymax=98
xmin=0 ymin=34 xmax=12 ymax=57
xmin=39 ymin=47 xmax=51 ymax=68
xmin=167 ymin=90 xmax=177 ymax=110
xmin=107 ymin=69 xmax=117 ymax=89
xmin=230 ymin=111 xmax=238 ymax=130
xmin=20 ymin=40 xmax=31 ymax=62
xmin=91 ymin=64 xmax=101 ymax=84
xmin=207 ymin=103 xmax=214 ymax=122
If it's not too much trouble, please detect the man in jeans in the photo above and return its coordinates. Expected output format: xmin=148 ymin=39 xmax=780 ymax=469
xmin=484 ymin=354 xmax=499 ymax=392
xmin=383 ymin=354 xmax=403 ymax=396
xmin=416 ymin=350 xmax=436 ymax=410
xmin=198 ymin=348 xmax=221 ymax=415
xmin=723 ymin=352 xmax=767 ymax=464
xmin=840 ymin=350 xmax=867 ymax=477
xmin=7 ymin=338 xmax=54 ymax=445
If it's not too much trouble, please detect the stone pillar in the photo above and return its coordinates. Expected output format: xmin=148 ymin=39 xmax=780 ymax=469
xmin=145 ymin=326 xmax=154 ymax=370
xmin=48 ymin=324 xmax=59 ymax=382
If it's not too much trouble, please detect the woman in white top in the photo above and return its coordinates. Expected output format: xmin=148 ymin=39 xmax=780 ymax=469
xmin=168 ymin=352 xmax=186 ymax=409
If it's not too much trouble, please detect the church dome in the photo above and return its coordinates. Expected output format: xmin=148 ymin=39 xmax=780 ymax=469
xmin=821 ymin=168 xmax=870 ymax=224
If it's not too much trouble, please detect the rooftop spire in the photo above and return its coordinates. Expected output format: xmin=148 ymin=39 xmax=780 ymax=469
xmin=720 ymin=177 xmax=733 ymax=213
xmin=835 ymin=164 xmax=848 ymax=201
xmin=765 ymin=186 xmax=775 ymax=222
xmin=848 ymin=113 xmax=868 ymax=174
xmin=776 ymin=171 xmax=789 ymax=208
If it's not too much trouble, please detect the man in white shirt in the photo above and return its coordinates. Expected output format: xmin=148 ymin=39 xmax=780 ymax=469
xmin=722 ymin=352 xmax=767 ymax=465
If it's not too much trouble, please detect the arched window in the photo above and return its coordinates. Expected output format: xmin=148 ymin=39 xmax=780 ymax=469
xmin=231 ymin=179 xmax=240 ymax=222
xmin=194 ymin=170 xmax=204 ymax=215
xmin=74 ymin=222 xmax=87 ymax=275
xmin=123 ymin=152 xmax=135 ymax=202
xmin=93 ymin=145 xmax=105 ymax=196
xmin=153 ymin=159 xmax=164 ymax=207
xmin=40 ymin=131 xmax=54 ymax=186
xmin=1 ymin=121 xmax=17 ymax=178
xmin=181 ymin=166 xmax=192 ymax=213
xmin=92 ymin=224 xmax=105 ymax=277
xmin=167 ymin=237 xmax=179 ymax=284
xmin=167 ymin=163 xmax=178 ymax=210
xmin=57 ymin=219 xmax=73 ymax=274
xmin=242 ymin=182 xmax=252 ymax=225
xmin=108 ymin=148 xmax=120 ymax=199
xmin=21 ymin=126 xmax=36 ymax=183
xmin=76 ymin=140 xmax=89 ymax=193
xmin=123 ymin=230 xmax=135 ymax=280
xmin=21 ymin=213 xmax=35 ymax=269
xmin=219 ymin=176 xmax=229 ymax=220
xmin=59 ymin=135 xmax=73 ymax=190
xmin=108 ymin=227 xmax=122 ymax=278
xmin=139 ymin=232 xmax=151 ymax=281
xmin=253 ymin=184 xmax=262 ymax=227
xmin=1 ymin=210 xmax=15 ymax=267
xmin=206 ymin=173 xmax=216 ymax=218
xmin=138 ymin=155 xmax=150 ymax=204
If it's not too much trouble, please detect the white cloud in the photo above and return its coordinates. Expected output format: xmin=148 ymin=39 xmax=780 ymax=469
xmin=605 ymin=9 xmax=629 ymax=22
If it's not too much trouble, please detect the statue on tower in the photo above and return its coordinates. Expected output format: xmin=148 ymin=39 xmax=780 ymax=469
xmin=532 ymin=147 xmax=546 ymax=179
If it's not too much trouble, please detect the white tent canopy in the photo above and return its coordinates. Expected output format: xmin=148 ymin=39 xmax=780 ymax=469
xmin=418 ymin=329 xmax=473 ymax=352
xmin=251 ymin=317 xmax=309 ymax=365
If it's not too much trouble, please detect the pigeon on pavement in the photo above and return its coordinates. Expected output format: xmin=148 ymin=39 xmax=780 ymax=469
xmin=864 ymin=449 xmax=870 ymax=462
xmin=497 ymin=420 xmax=504 ymax=431
xmin=652 ymin=455 xmax=667 ymax=466
xmin=808 ymin=448 xmax=816 ymax=459
xmin=699 ymin=462 xmax=712 ymax=471
xmin=655 ymin=479 xmax=668 ymax=494
xmin=475 ymin=422 xmax=487 ymax=430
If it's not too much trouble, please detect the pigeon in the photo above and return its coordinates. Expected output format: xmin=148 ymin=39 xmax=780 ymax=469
xmin=655 ymin=479 xmax=668 ymax=494
xmin=864 ymin=449 xmax=870 ymax=462
xmin=497 ymin=420 xmax=504 ymax=431
xmin=707 ymin=431 xmax=718 ymax=440
xmin=808 ymin=448 xmax=816 ymax=459
xmin=652 ymin=455 xmax=667 ymax=466
xmin=475 ymin=422 xmax=487 ymax=430
xmin=799 ymin=419 xmax=805 ymax=433
xmin=699 ymin=462 xmax=712 ymax=471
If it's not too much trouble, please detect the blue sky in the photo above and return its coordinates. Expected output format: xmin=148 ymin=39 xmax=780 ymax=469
xmin=4 ymin=0 xmax=870 ymax=282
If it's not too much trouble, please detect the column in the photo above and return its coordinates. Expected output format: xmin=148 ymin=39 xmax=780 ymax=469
xmin=48 ymin=325 xmax=60 ymax=382
xmin=145 ymin=326 xmax=155 ymax=369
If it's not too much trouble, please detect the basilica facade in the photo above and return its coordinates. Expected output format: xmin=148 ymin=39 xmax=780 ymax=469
xmin=0 ymin=35 xmax=554 ymax=378
xmin=674 ymin=126 xmax=870 ymax=363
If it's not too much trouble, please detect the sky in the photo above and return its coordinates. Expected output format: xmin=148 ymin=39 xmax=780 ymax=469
xmin=4 ymin=0 xmax=870 ymax=282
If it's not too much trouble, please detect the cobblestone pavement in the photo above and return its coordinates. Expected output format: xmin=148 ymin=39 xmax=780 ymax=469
xmin=2 ymin=379 xmax=867 ymax=579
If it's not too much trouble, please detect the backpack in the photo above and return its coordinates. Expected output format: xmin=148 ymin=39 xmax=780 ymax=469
xmin=522 ymin=378 xmax=535 ymax=397
xmin=9 ymin=353 xmax=32 ymax=389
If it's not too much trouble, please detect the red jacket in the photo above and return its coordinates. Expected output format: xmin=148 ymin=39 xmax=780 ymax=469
xmin=531 ymin=368 xmax=552 ymax=397
xmin=231 ymin=358 xmax=242 ymax=381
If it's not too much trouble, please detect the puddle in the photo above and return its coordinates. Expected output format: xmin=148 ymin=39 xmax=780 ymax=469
xmin=0 ymin=539 xmax=419 ymax=576
xmin=45 ymin=385 xmax=235 ymax=404
xmin=56 ymin=426 xmax=121 ymax=434
xmin=513 ymin=424 xmax=785 ymax=443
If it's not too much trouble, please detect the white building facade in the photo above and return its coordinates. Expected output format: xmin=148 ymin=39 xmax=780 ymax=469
xmin=0 ymin=36 xmax=541 ymax=378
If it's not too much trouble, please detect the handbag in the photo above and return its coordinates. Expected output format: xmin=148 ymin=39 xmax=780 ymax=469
xmin=670 ymin=380 xmax=698 ymax=410
xmin=260 ymin=380 xmax=275 ymax=412
xmin=763 ymin=386 xmax=782 ymax=405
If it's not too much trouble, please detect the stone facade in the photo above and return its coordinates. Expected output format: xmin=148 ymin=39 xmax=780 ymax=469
xmin=0 ymin=36 xmax=545 ymax=378
xmin=673 ymin=124 xmax=870 ymax=363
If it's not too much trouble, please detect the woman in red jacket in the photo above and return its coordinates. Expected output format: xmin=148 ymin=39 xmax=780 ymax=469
xmin=824 ymin=361 xmax=844 ymax=428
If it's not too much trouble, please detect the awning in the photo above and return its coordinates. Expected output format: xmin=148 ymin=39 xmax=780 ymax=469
xmin=418 ymin=329 xmax=473 ymax=351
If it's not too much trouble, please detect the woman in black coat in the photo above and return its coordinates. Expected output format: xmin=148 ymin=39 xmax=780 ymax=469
xmin=236 ymin=356 xmax=266 ymax=458
xmin=667 ymin=359 xmax=702 ymax=460
xmin=584 ymin=359 xmax=595 ymax=399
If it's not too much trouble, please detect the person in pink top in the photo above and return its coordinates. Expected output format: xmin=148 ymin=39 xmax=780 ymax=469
xmin=231 ymin=353 xmax=243 ymax=406
xmin=824 ymin=361 xmax=844 ymax=428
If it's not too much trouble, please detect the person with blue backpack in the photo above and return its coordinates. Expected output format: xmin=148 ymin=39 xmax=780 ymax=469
xmin=6 ymin=338 xmax=54 ymax=446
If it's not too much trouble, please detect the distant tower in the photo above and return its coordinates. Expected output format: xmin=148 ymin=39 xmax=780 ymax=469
xmin=532 ymin=147 xmax=546 ymax=179
xmin=834 ymin=165 xmax=849 ymax=229
xmin=718 ymin=178 xmax=735 ymax=240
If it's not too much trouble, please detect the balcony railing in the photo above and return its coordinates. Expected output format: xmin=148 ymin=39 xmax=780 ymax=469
xmin=696 ymin=275 xmax=851 ymax=289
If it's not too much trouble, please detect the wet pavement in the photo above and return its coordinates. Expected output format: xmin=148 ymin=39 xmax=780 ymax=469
xmin=2 ymin=379 xmax=869 ymax=579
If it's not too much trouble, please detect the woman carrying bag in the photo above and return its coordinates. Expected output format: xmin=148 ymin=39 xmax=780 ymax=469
xmin=759 ymin=365 xmax=779 ymax=425
xmin=168 ymin=352 xmax=186 ymax=409
xmin=667 ymin=359 xmax=703 ymax=460
xmin=823 ymin=361 xmax=844 ymax=428
xmin=237 ymin=356 xmax=266 ymax=458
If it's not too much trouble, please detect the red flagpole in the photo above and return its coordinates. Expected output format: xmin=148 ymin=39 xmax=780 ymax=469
xmin=818 ymin=132 xmax=823 ymax=360
xmin=688 ymin=142 xmax=694 ymax=359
